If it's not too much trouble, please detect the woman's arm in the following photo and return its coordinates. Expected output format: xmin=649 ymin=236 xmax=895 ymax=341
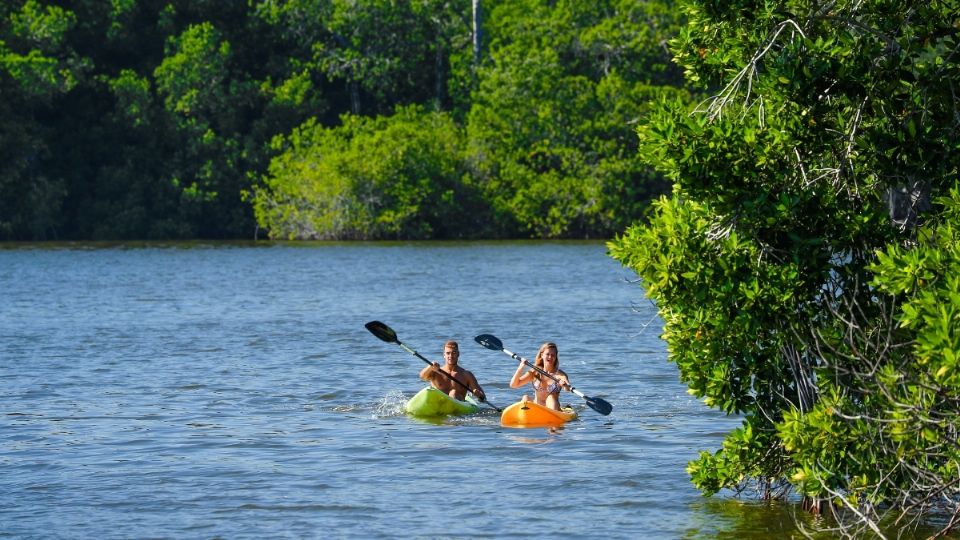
xmin=509 ymin=362 xmax=532 ymax=388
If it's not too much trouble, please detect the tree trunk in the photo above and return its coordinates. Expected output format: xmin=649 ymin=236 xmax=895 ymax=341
xmin=435 ymin=45 xmax=445 ymax=107
xmin=472 ymin=0 xmax=483 ymax=65
xmin=350 ymin=81 xmax=360 ymax=115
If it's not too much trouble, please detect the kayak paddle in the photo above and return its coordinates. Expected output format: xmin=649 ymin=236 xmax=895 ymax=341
xmin=474 ymin=333 xmax=613 ymax=416
xmin=365 ymin=321 xmax=502 ymax=412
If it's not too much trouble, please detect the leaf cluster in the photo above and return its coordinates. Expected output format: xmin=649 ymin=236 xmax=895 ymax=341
xmin=611 ymin=0 xmax=960 ymax=534
xmin=251 ymin=105 xmax=486 ymax=240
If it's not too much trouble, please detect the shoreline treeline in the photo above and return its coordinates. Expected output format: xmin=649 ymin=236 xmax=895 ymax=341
xmin=0 ymin=0 xmax=685 ymax=241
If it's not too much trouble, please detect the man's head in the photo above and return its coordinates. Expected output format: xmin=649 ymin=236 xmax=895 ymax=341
xmin=443 ymin=340 xmax=459 ymax=366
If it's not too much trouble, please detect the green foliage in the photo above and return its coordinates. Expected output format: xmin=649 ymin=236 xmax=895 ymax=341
xmin=154 ymin=22 xmax=230 ymax=117
xmin=610 ymin=0 xmax=960 ymax=532
xmin=0 ymin=0 xmax=83 ymax=239
xmin=1 ymin=0 xmax=686 ymax=241
xmin=688 ymin=416 xmax=791 ymax=497
xmin=467 ymin=0 xmax=683 ymax=238
xmin=104 ymin=69 xmax=151 ymax=127
xmin=252 ymin=105 xmax=486 ymax=240
xmin=9 ymin=0 xmax=74 ymax=50
xmin=308 ymin=0 xmax=468 ymax=115
xmin=0 ymin=1 xmax=87 ymax=100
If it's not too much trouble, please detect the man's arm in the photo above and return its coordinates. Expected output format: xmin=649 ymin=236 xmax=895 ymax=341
xmin=419 ymin=362 xmax=440 ymax=385
xmin=466 ymin=371 xmax=486 ymax=401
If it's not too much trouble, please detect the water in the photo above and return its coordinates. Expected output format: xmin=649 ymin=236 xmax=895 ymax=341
xmin=1 ymin=241 xmax=807 ymax=538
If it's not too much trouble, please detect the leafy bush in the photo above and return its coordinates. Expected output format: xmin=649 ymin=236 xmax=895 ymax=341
xmin=610 ymin=0 xmax=960 ymax=535
xmin=252 ymin=105 xmax=487 ymax=240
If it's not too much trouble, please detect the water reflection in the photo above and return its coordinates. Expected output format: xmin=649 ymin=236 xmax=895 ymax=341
xmin=684 ymin=497 xmax=947 ymax=539
xmin=504 ymin=428 xmax=564 ymax=445
xmin=684 ymin=498 xmax=818 ymax=539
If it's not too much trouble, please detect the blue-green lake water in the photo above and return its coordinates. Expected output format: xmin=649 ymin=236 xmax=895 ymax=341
xmin=2 ymin=241 xmax=814 ymax=538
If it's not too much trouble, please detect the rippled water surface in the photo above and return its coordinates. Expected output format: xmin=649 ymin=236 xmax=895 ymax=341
xmin=2 ymin=242 xmax=810 ymax=538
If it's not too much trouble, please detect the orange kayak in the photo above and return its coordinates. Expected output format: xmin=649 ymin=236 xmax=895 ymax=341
xmin=500 ymin=399 xmax=577 ymax=428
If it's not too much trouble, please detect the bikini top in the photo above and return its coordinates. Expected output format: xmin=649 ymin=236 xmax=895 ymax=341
xmin=533 ymin=376 xmax=562 ymax=395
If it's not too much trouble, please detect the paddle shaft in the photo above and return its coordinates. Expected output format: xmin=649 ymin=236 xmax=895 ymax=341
xmin=502 ymin=347 xmax=591 ymax=401
xmin=398 ymin=342 xmax=502 ymax=412
xmin=473 ymin=333 xmax=612 ymax=415
xmin=365 ymin=321 xmax=502 ymax=412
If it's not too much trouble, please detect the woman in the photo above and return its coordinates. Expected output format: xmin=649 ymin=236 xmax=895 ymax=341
xmin=509 ymin=342 xmax=569 ymax=410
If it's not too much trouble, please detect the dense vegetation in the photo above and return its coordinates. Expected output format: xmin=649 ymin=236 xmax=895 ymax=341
xmin=0 ymin=0 xmax=684 ymax=240
xmin=610 ymin=0 xmax=960 ymax=536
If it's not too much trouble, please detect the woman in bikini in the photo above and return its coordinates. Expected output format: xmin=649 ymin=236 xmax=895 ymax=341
xmin=508 ymin=341 xmax=569 ymax=410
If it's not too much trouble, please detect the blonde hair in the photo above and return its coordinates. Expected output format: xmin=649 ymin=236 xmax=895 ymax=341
xmin=534 ymin=342 xmax=559 ymax=375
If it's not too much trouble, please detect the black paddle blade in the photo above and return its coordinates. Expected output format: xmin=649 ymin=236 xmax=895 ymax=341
xmin=474 ymin=334 xmax=504 ymax=351
xmin=585 ymin=396 xmax=613 ymax=416
xmin=365 ymin=320 xmax=399 ymax=343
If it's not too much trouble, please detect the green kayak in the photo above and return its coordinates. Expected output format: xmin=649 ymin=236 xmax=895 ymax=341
xmin=405 ymin=387 xmax=481 ymax=417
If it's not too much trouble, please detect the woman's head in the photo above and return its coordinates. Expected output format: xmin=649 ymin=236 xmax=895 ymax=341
xmin=534 ymin=342 xmax=559 ymax=371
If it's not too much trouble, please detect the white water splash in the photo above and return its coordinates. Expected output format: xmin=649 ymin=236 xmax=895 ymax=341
xmin=372 ymin=390 xmax=408 ymax=418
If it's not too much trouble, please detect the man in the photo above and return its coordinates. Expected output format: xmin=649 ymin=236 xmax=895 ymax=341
xmin=419 ymin=340 xmax=487 ymax=402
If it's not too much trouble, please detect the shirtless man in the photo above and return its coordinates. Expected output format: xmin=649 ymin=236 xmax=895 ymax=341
xmin=419 ymin=340 xmax=487 ymax=402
